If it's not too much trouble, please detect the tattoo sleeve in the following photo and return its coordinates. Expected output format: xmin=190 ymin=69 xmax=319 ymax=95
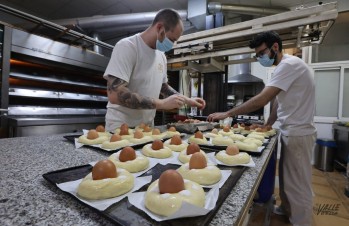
xmin=106 ymin=75 xmax=156 ymax=109
xmin=160 ymin=83 xmax=179 ymax=98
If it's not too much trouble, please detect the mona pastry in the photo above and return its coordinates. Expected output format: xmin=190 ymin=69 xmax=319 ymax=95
xmin=142 ymin=140 xmax=172 ymax=158
xmin=235 ymin=140 xmax=258 ymax=152
xmin=108 ymin=146 xmax=149 ymax=173
xmin=178 ymin=152 xmax=221 ymax=185
xmin=77 ymin=159 xmax=134 ymax=200
xmin=188 ymin=131 xmax=208 ymax=145
xmin=129 ymin=130 xmax=152 ymax=144
xmin=150 ymin=128 xmax=166 ymax=140
xmin=165 ymin=126 xmax=181 ymax=138
xmin=178 ymin=143 xmax=207 ymax=164
xmin=218 ymin=125 xmax=234 ymax=136
xmin=95 ymin=125 xmax=111 ymax=137
xmin=78 ymin=129 xmax=109 ymax=145
xmin=216 ymin=145 xmax=251 ymax=165
xmin=164 ymin=134 xmax=188 ymax=152
xmin=212 ymin=135 xmax=235 ymax=146
xmin=115 ymin=123 xmax=134 ymax=140
xmin=204 ymin=128 xmax=220 ymax=138
xmin=101 ymin=134 xmax=130 ymax=150
xmin=145 ymin=170 xmax=205 ymax=217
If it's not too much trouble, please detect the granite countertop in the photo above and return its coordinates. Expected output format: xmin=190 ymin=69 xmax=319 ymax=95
xmin=0 ymin=133 xmax=277 ymax=226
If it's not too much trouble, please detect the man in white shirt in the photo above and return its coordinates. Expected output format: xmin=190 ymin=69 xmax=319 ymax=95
xmin=208 ymin=31 xmax=316 ymax=226
xmin=104 ymin=9 xmax=205 ymax=131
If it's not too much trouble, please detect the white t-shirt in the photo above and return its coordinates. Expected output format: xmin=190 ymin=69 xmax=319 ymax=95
xmin=266 ymin=54 xmax=316 ymax=136
xmin=103 ymin=34 xmax=168 ymax=131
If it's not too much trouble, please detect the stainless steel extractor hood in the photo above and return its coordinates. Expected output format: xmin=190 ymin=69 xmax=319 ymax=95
xmin=228 ymin=54 xmax=263 ymax=83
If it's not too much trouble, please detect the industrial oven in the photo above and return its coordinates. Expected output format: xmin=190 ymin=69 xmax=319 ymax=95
xmin=0 ymin=24 xmax=110 ymax=137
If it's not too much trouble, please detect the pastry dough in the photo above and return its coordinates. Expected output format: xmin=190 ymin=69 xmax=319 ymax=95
xmin=142 ymin=143 xmax=173 ymax=158
xmin=78 ymin=135 xmax=109 ymax=145
xmin=145 ymin=179 xmax=205 ymax=217
xmin=114 ymin=128 xmax=134 ymax=136
xmin=188 ymin=135 xmax=208 ymax=145
xmin=216 ymin=151 xmax=251 ymax=165
xmin=97 ymin=132 xmax=112 ymax=137
xmin=229 ymin=133 xmax=246 ymax=141
xmin=218 ymin=130 xmax=234 ymax=136
xmin=101 ymin=139 xmax=131 ymax=150
xmin=164 ymin=139 xmax=188 ymax=152
xmin=178 ymin=149 xmax=207 ymax=164
xmin=235 ymin=140 xmax=258 ymax=152
xmin=243 ymin=138 xmax=263 ymax=147
xmin=77 ymin=168 xmax=134 ymax=200
xmin=108 ymin=152 xmax=149 ymax=173
xmin=177 ymin=163 xmax=221 ymax=185
xmin=129 ymin=136 xmax=152 ymax=144
xmin=151 ymin=133 xmax=167 ymax=140
xmin=204 ymin=132 xmax=220 ymax=138
xmin=212 ymin=136 xmax=235 ymax=146
xmin=247 ymin=133 xmax=265 ymax=141
xmin=165 ymin=131 xmax=181 ymax=138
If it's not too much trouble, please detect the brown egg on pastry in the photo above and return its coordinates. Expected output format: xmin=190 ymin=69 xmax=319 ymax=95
xmin=233 ymin=124 xmax=239 ymax=128
xmin=244 ymin=126 xmax=250 ymax=131
xmin=189 ymin=152 xmax=207 ymax=170
xmin=194 ymin=131 xmax=204 ymax=139
xmin=133 ymin=130 xmax=144 ymax=139
xmin=152 ymin=128 xmax=161 ymax=135
xmin=96 ymin=125 xmax=105 ymax=132
xmin=158 ymin=169 xmax=185 ymax=194
xmin=223 ymin=126 xmax=231 ymax=132
xmin=119 ymin=123 xmax=130 ymax=135
xmin=170 ymin=135 xmax=182 ymax=145
xmin=143 ymin=125 xmax=152 ymax=132
xmin=151 ymin=140 xmax=164 ymax=150
xmin=87 ymin=129 xmax=99 ymax=140
xmin=138 ymin=122 xmax=146 ymax=129
xmin=226 ymin=145 xmax=239 ymax=156
xmin=92 ymin=159 xmax=117 ymax=180
xmin=168 ymin=126 xmax=177 ymax=132
xmin=110 ymin=134 xmax=122 ymax=142
xmin=187 ymin=143 xmax=200 ymax=155
xmin=119 ymin=146 xmax=137 ymax=162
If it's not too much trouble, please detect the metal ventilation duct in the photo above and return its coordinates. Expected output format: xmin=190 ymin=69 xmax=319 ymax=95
xmin=208 ymin=2 xmax=288 ymax=16
xmin=51 ymin=10 xmax=188 ymax=31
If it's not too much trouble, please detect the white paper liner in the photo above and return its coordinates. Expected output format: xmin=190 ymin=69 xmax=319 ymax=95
xmin=206 ymin=152 xmax=256 ymax=167
xmin=127 ymin=183 xmax=220 ymax=221
xmin=56 ymin=175 xmax=152 ymax=211
xmin=89 ymin=151 xmax=158 ymax=177
xmin=167 ymin=152 xmax=216 ymax=166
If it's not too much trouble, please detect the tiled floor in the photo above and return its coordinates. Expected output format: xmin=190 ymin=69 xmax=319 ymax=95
xmin=248 ymin=166 xmax=349 ymax=226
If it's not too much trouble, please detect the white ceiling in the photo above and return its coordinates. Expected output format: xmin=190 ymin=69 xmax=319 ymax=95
xmin=0 ymin=0 xmax=347 ymax=44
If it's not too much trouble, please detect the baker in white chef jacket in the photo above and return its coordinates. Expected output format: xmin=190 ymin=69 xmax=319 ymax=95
xmin=208 ymin=31 xmax=316 ymax=226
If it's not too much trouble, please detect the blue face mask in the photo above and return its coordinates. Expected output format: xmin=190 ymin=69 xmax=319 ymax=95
xmin=156 ymin=35 xmax=174 ymax=52
xmin=257 ymin=49 xmax=277 ymax=67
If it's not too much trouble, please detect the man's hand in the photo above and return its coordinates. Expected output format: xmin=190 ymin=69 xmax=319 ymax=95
xmin=154 ymin=94 xmax=186 ymax=110
xmin=184 ymin=97 xmax=206 ymax=110
xmin=207 ymin=112 xmax=230 ymax=122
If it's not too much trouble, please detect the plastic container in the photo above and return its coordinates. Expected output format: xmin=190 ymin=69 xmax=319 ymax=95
xmin=314 ymin=139 xmax=336 ymax=172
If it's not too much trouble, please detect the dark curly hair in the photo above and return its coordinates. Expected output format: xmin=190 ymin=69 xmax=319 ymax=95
xmin=249 ymin=31 xmax=283 ymax=51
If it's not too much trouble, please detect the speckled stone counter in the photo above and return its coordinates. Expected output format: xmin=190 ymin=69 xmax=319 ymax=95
xmin=0 ymin=133 xmax=277 ymax=226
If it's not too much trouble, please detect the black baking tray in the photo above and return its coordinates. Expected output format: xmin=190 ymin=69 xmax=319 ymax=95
xmin=63 ymin=134 xmax=153 ymax=154
xmin=43 ymin=163 xmax=245 ymax=226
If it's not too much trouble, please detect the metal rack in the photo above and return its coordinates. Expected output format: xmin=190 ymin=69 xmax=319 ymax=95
xmin=168 ymin=2 xmax=338 ymax=71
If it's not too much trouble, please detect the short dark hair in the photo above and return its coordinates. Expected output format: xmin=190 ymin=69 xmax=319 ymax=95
xmin=249 ymin=31 xmax=283 ymax=51
xmin=152 ymin=9 xmax=182 ymax=32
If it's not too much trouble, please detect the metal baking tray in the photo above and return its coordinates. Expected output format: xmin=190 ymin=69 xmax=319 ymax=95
xmin=42 ymin=163 xmax=245 ymax=226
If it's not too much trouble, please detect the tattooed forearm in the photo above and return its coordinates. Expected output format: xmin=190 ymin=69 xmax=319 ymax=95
xmin=160 ymin=83 xmax=178 ymax=98
xmin=106 ymin=75 xmax=156 ymax=109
